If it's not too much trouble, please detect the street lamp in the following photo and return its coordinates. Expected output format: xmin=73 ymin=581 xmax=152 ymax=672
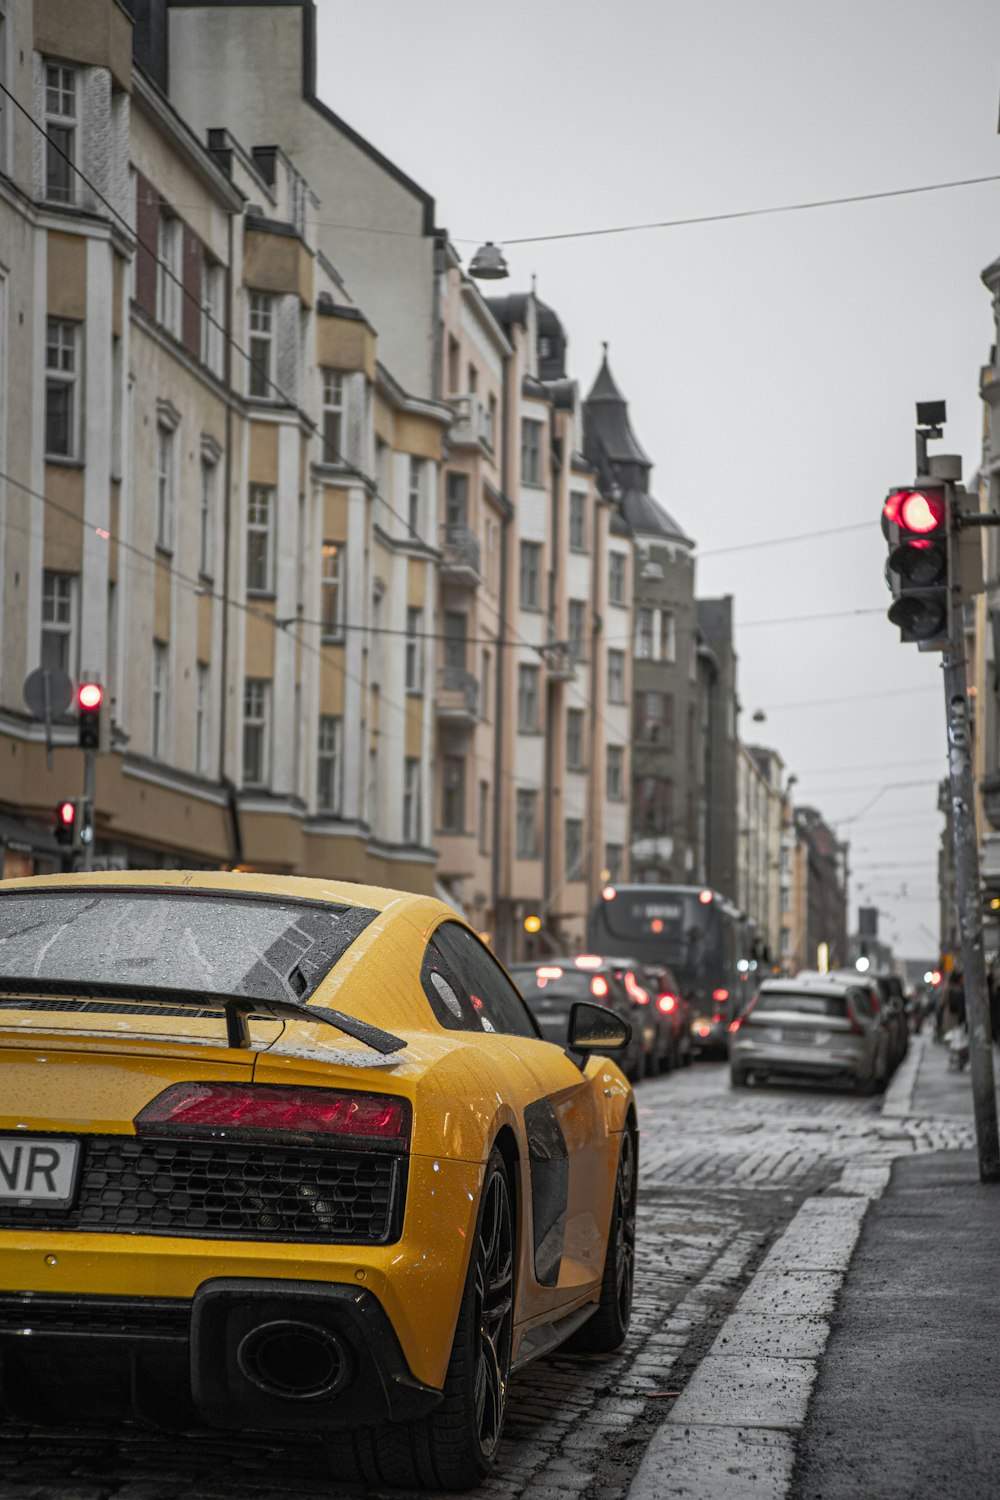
xmin=469 ymin=241 xmax=509 ymax=281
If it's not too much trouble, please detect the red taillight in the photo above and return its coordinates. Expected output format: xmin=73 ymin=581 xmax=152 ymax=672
xmin=657 ymin=992 xmax=677 ymax=1015
xmin=712 ymin=988 xmax=729 ymax=1003
xmin=135 ymin=1083 xmax=411 ymax=1148
xmin=624 ymin=971 xmax=649 ymax=1004
xmin=591 ymin=975 xmax=609 ymax=998
xmin=730 ymin=996 xmax=759 ymax=1034
xmin=846 ymin=1007 xmax=864 ymax=1036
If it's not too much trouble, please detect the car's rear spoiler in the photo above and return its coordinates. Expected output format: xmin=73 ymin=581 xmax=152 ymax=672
xmin=0 ymin=976 xmax=406 ymax=1054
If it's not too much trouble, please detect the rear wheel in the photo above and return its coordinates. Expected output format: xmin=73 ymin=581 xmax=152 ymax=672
xmin=564 ymin=1127 xmax=637 ymax=1355
xmin=328 ymin=1150 xmax=514 ymax=1492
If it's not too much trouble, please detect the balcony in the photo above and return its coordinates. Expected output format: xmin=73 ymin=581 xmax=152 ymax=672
xmin=539 ymin=640 xmax=577 ymax=683
xmin=437 ymin=665 xmax=479 ymax=725
xmin=439 ymin=523 xmax=481 ymax=586
xmin=448 ymin=394 xmax=494 ymax=452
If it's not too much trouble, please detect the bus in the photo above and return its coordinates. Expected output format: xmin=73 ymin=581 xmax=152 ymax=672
xmin=586 ymin=884 xmax=755 ymax=1054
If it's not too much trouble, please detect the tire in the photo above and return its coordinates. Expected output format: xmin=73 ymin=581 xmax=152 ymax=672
xmin=327 ymin=1149 xmax=514 ymax=1492
xmin=564 ymin=1127 xmax=637 ymax=1355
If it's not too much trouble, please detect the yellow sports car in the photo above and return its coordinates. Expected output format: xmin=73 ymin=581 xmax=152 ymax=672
xmin=0 ymin=871 xmax=636 ymax=1491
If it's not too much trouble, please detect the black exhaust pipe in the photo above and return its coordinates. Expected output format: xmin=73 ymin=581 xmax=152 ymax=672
xmin=236 ymin=1320 xmax=351 ymax=1401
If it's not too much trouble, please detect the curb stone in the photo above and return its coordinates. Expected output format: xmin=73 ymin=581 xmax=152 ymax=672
xmin=627 ymin=1167 xmax=884 ymax=1499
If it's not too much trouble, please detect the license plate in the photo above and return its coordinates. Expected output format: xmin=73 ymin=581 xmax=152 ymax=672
xmin=0 ymin=1136 xmax=80 ymax=1207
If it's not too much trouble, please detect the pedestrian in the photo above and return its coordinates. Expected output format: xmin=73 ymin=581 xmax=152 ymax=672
xmin=946 ymin=968 xmax=966 ymax=1031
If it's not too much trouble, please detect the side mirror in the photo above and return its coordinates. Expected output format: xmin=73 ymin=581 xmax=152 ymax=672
xmin=567 ymin=1001 xmax=631 ymax=1058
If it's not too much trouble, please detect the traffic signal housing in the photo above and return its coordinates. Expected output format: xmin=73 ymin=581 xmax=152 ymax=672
xmin=54 ymin=800 xmax=77 ymax=847
xmin=77 ymin=681 xmax=103 ymax=750
xmin=883 ymin=486 xmax=950 ymax=646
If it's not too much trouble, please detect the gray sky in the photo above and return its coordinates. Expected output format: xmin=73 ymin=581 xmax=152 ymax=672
xmin=319 ymin=0 xmax=1000 ymax=959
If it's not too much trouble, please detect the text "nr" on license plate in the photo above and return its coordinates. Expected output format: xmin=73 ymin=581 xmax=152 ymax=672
xmin=0 ymin=1137 xmax=80 ymax=1206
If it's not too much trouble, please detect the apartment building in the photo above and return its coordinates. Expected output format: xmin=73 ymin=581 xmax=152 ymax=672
xmin=487 ymin=293 xmax=631 ymax=957
xmin=736 ymin=742 xmax=786 ymax=964
xmin=583 ymin=352 xmax=697 ymax=886
xmin=0 ymin=0 xmax=438 ymax=888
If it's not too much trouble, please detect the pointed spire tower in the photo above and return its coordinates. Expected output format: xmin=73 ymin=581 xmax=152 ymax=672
xmin=583 ymin=347 xmax=692 ymax=545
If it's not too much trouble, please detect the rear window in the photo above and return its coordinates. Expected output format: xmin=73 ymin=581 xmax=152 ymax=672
xmin=512 ymin=970 xmax=600 ymax=1009
xmin=755 ymin=990 xmax=848 ymax=1019
xmin=0 ymin=890 xmax=376 ymax=1006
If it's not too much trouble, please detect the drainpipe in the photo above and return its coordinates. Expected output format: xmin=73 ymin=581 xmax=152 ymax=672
xmin=588 ymin=491 xmax=604 ymax=902
xmin=218 ymin=208 xmax=240 ymax=865
xmin=490 ymin=351 xmax=511 ymax=955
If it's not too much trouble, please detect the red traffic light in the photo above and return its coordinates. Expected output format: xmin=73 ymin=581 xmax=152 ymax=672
xmin=57 ymin=801 xmax=75 ymax=826
xmin=883 ymin=488 xmax=946 ymax=534
xmin=78 ymin=682 xmax=103 ymax=711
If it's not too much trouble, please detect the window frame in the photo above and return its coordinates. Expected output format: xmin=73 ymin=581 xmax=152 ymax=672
xmin=40 ymin=570 xmax=77 ymax=677
xmin=320 ymin=540 xmax=344 ymax=640
xmin=156 ymin=212 xmax=182 ymax=339
xmin=520 ymin=417 xmax=543 ymax=487
xmin=407 ymin=456 xmax=423 ymax=541
xmin=606 ymin=744 xmax=625 ymax=802
xmin=441 ymin=754 xmax=466 ymax=833
xmin=246 ymin=484 xmax=275 ymax=595
xmin=247 ymin=292 xmax=275 ymax=399
xmin=403 ymin=756 xmax=422 ymax=845
xmin=155 ymin=421 xmax=176 ymax=553
xmin=317 ymin=713 xmax=344 ymax=814
xmin=568 ymin=599 xmax=587 ymax=662
xmin=43 ymin=62 xmax=76 ymax=206
xmin=516 ymin=788 xmax=539 ymax=859
xmin=607 ymin=648 xmax=626 ymax=704
xmin=405 ymin=606 xmax=423 ymax=693
xmin=566 ymin=707 xmax=585 ymax=772
xmin=199 ymin=451 xmax=217 ymax=578
xmin=195 ymin=660 xmax=211 ymax=778
xmin=151 ymin=639 xmax=169 ymax=761
xmin=320 ymin=367 xmax=344 ymax=462
xmin=243 ymin=677 xmax=271 ymax=788
xmin=519 ymin=540 xmax=542 ymax=612
xmin=44 ymin=318 xmax=80 ymax=460
xmin=565 ymin=817 xmax=584 ymax=883
xmin=609 ymin=551 xmax=627 ymax=606
xmin=569 ymin=492 xmax=588 ymax=552
xmin=517 ymin=662 xmax=540 ymax=734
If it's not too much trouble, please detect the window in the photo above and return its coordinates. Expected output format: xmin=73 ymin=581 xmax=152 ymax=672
xmin=605 ymin=843 xmax=623 ymax=882
xmin=248 ymin=293 xmax=274 ymax=398
xmin=636 ymin=691 xmax=673 ymax=747
xmin=44 ymin=63 xmax=75 ymax=205
xmin=607 ymin=745 xmax=625 ymax=801
xmin=45 ymin=319 xmax=79 ymax=458
xmin=443 ymin=611 xmax=466 ymax=672
xmin=195 ymin=662 xmax=211 ymax=777
xmin=520 ymin=418 xmax=543 ymax=486
xmin=516 ymin=789 xmax=538 ymax=858
xmin=442 ymin=756 xmax=465 ymax=832
xmin=246 ymin=486 xmax=275 ymax=593
xmin=41 ymin=571 xmax=76 ymax=674
xmin=569 ymin=492 xmax=587 ymax=551
xmin=155 ymin=423 xmax=175 ymax=551
xmin=199 ymin=455 xmax=217 ymax=577
xmin=407 ymin=457 xmax=423 ymax=540
xmin=518 ymin=664 xmax=539 ymax=733
xmin=478 ymin=781 xmax=490 ymax=856
xmin=424 ymin=922 xmax=538 ymax=1038
xmin=565 ymin=818 xmax=583 ymax=882
xmin=405 ymin=607 xmax=423 ymax=692
xmin=445 ymin=471 xmax=468 ymax=527
xmin=320 ymin=542 xmax=343 ymax=638
xmin=157 ymin=213 xmax=182 ymax=338
xmin=609 ymin=552 xmax=627 ymax=605
xmin=317 ymin=715 xmax=343 ymax=813
xmin=568 ymin=599 xmax=586 ymax=661
xmin=447 ymin=335 xmax=460 ymax=392
xmin=201 ymin=259 xmax=224 ymax=374
xmin=467 ymin=363 xmax=478 ymax=394
xmin=243 ymin=678 xmax=270 ymax=786
xmin=634 ymin=776 xmax=673 ymax=837
xmin=403 ymin=757 xmax=422 ymax=845
xmin=519 ymin=541 xmax=541 ymax=610
xmin=636 ymin=607 xmax=654 ymax=659
xmin=660 ymin=609 xmax=676 ymax=662
xmin=151 ymin=640 xmax=169 ymax=760
xmin=566 ymin=708 xmax=584 ymax=771
xmin=321 ymin=369 xmax=343 ymax=461
xmin=607 ymin=648 xmax=625 ymax=703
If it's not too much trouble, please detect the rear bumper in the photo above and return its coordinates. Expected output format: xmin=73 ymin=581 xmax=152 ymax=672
xmin=730 ymin=1039 xmax=870 ymax=1082
xmin=0 ymin=1280 xmax=440 ymax=1433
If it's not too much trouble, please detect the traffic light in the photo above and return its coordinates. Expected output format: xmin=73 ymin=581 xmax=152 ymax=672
xmin=54 ymin=800 xmax=77 ymax=847
xmin=77 ymin=681 xmax=103 ymax=750
xmin=882 ymin=485 xmax=950 ymax=646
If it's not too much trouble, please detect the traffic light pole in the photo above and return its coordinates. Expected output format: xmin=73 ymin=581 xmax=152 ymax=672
xmin=82 ymin=747 xmax=95 ymax=874
xmin=942 ymin=618 xmax=1000 ymax=1182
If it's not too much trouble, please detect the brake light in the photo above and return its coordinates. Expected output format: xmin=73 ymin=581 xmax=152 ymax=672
xmin=602 ymin=885 xmax=616 ymax=900
xmin=574 ymin=955 xmax=603 ymax=970
xmin=536 ymin=965 xmax=564 ymax=980
xmin=591 ymin=975 xmax=609 ymax=998
xmin=712 ymin=989 xmax=729 ymax=1003
xmin=729 ymin=996 xmax=759 ymax=1033
xmin=657 ymin=993 xmax=677 ymax=1015
xmin=135 ymin=1083 xmax=411 ymax=1148
xmin=624 ymin=971 xmax=649 ymax=1004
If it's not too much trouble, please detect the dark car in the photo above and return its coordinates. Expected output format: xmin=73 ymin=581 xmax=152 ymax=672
xmin=597 ymin=957 xmax=673 ymax=1075
xmin=508 ymin=959 xmax=644 ymax=1082
xmin=643 ymin=963 xmax=693 ymax=1070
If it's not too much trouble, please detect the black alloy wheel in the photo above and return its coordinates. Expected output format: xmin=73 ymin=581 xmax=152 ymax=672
xmin=473 ymin=1160 xmax=514 ymax=1460
xmin=565 ymin=1126 xmax=637 ymax=1354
